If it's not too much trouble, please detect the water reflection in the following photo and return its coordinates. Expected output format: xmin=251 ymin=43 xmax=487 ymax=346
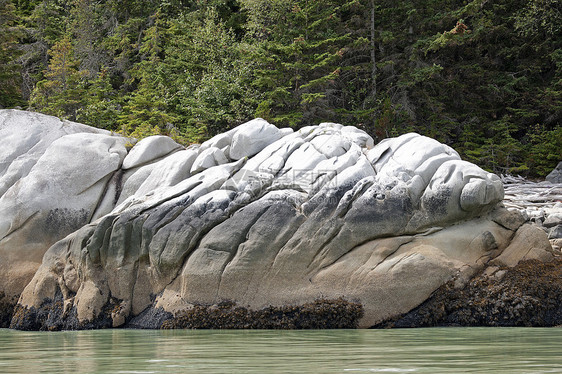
xmin=0 ymin=328 xmax=560 ymax=373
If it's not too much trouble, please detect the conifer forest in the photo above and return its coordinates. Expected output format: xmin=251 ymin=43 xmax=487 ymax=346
xmin=0 ymin=0 xmax=560 ymax=177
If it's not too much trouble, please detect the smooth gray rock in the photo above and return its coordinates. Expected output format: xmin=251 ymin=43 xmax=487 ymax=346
xmin=549 ymin=225 xmax=562 ymax=239
xmin=122 ymin=135 xmax=182 ymax=170
xmin=3 ymin=110 xmax=552 ymax=330
xmin=0 ymin=110 xmax=112 ymax=197
xmin=190 ymin=147 xmax=229 ymax=174
xmin=0 ymin=110 xmax=130 ymax=297
xmin=229 ymin=118 xmax=283 ymax=160
xmin=491 ymin=224 xmax=554 ymax=267
xmin=543 ymin=213 xmax=562 ymax=228
xmin=546 ymin=162 xmax=562 ymax=183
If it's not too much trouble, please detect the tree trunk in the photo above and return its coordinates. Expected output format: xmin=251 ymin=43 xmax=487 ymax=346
xmin=370 ymin=0 xmax=376 ymax=101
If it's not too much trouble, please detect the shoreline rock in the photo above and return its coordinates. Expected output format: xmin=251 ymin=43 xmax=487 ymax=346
xmin=374 ymin=258 xmax=562 ymax=328
xmin=1 ymin=110 xmax=558 ymax=330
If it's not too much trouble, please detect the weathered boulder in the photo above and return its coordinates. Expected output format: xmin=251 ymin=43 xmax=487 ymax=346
xmin=546 ymin=162 xmax=562 ymax=183
xmin=1 ymin=110 xmax=555 ymax=330
xmin=490 ymin=224 xmax=554 ymax=267
xmin=0 ymin=110 xmax=130 ymax=299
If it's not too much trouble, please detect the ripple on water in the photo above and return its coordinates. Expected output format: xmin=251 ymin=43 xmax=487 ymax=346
xmin=0 ymin=328 xmax=561 ymax=373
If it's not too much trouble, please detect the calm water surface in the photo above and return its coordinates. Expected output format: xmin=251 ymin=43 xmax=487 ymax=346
xmin=0 ymin=327 xmax=560 ymax=373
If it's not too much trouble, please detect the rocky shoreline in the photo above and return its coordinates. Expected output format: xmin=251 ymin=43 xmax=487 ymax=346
xmin=1 ymin=110 xmax=560 ymax=330
xmin=502 ymin=175 xmax=562 ymax=250
xmin=373 ymin=177 xmax=562 ymax=328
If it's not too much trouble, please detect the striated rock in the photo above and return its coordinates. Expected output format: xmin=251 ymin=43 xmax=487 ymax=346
xmin=1 ymin=110 xmax=555 ymax=330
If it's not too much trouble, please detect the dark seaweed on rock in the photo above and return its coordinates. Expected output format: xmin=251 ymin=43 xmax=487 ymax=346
xmin=10 ymin=289 xmax=120 ymax=331
xmin=0 ymin=292 xmax=16 ymax=328
xmin=162 ymin=298 xmax=364 ymax=329
xmin=375 ymin=259 xmax=562 ymax=328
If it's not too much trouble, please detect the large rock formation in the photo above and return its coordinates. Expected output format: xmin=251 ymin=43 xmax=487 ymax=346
xmin=1 ymin=110 xmax=555 ymax=330
xmin=0 ymin=110 xmax=131 ymax=301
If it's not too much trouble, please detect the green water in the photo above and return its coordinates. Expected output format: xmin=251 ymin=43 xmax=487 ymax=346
xmin=0 ymin=328 xmax=560 ymax=373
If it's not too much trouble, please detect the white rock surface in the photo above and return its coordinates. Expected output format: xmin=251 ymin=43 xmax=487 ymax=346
xmin=122 ymin=135 xmax=182 ymax=169
xmin=190 ymin=147 xmax=229 ymax=174
xmin=229 ymin=118 xmax=283 ymax=160
xmin=1 ymin=110 xmax=553 ymax=330
xmin=0 ymin=110 xmax=130 ymax=297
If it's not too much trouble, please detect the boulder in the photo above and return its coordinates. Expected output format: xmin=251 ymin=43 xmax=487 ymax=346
xmin=491 ymin=224 xmax=554 ymax=267
xmin=0 ymin=110 xmax=130 ymax=299
xmin=1 ymin=110 xmax=554 ymax=330
xmin=545 ymin=162 xmax=562 ymax=183
xmin=122 ymin=135 xmax=182 ymax=170
xmin=543 ymin=213 xmax=562 ymax=228
xmin=549 ymin=225 xmax=562 ymax=239
xmin=229 ymin=118 xmax=283 ymax=160
xmin=190 ymin=147 xmax=229 ymax=174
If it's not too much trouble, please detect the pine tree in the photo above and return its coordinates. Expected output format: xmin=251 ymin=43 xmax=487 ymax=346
xmin=75 ymin=67 xmax=120 ymax=130
xmin=118 ymin=10 xmax=176 ymax=140
xmin=159 ymin=6 xmax=254 ymax=140
xmin=29 ymin=36 xmax=87 ymax=119
xmin=243 ymin=0 xmax=352 ymax=127
xmin=69 ymin=0 xmax=105 ymax=78
xmin=0 ymin=0 xmax=23 ymax=107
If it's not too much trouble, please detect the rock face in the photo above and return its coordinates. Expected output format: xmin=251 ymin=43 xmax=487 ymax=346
xmin=1 ymin=110 xmax=555 ymax=330
xmin=0 ymin=110 xmax=130 ymax=301
xmin=375 ymin=258 xmax=562 ymax=328
xmin=546 ymin=162 xmax=562 ymax=183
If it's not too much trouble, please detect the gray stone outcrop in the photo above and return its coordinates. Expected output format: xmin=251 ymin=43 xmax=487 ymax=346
xmin=0 ymin=110 xmax=554 ymax=329
xmin=546 ymin=162 xmax=562 ymax=183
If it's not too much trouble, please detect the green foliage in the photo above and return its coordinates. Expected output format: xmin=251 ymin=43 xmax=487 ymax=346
xmin=75 ymin=68 xmax=120 ymax=130
xmin=526 ymin=124 xmax=562 ymax=177
xmin=514 ymin=0 xmax=562 ymax=38
xmin=0 ymin=0 xmax=24 ymax=107
xmin=29 ymin=36 xmax=87 ymax=118
xmin=5 ymin=0 xmax=562 ymax=176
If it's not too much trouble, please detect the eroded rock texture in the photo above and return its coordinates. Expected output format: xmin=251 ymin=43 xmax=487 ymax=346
xmin=0 ymin=110 xmax=130 ymax=301
xmin=1 ymin=110 xmax=554 ymax=330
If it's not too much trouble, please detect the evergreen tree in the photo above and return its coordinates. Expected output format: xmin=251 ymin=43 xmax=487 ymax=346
xmin=75 ymin=67 xmax=121 ymax=130
xmin=118 ymin=10 xmax=177 ymax=140
xmin=243 ymin=0 xmax=352 ymax=127
xmin=69 ymin=0 xmax=106 ymax=78
xmin=29 ymin=36 xmax=86 ymax=119
xmin=5 ymin=0 xmax=561 ymax=177
xmin=0 ymin=0 xmax=23 ymax=107
xmin=159 ymin=6 xmax=254 ymax=140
